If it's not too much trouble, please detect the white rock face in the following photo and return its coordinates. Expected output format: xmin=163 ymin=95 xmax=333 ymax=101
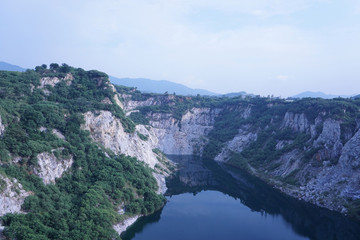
xmin=113 ymin=216 xmax=140 ymax=236
xmin=0 ymin=115 xmax=4 ymax=136
xmin=0 ymin=174 xmax=30 ymax=216
xmin=271 ymin=150 xmax=303 ymax=177
xmin=313 ymin=118 xmax=343 ymax=160
xmin=34 ymin=151 xmax=73 ymax=184
xmin=121 ymin=95 xmax=172 ymax=112
xmin=108 ymin=83 xmax=124 ymax=109
xmin=52 ymin=129 xmax=65 ymax=140
xmin=150 ymin=108 xmax=220 ymax=155
xmin=215 ymin=125 xmax=257 ymax=162
xmin=122 ymin=97 xmax=157 ymax=112
xmin=152 ymin=173 xmax=168 ymax=194
xmin=314 ymin=119 xmax=341 ymax=145
xmin=82 ymin=111 xmax=160 ymax=168
xmin=38 ymin=73 xmax=73 ymax=89
xmin=282 ymin=112 xmax=309 ymax=132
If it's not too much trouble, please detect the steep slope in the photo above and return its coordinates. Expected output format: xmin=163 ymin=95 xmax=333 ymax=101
xmin=0 ymin=65 xmax=169 ymax=239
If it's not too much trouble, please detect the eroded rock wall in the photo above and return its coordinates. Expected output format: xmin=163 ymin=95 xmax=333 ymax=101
xmin=0 ymin=174 xmax=30 ymax=216
xmin=82 ymin=111 xmax=160 ymax=168
xmin=34 ymin=151 xmax=73 ymax=185
xmin=149 ymin=108 xmax=220 ymax=155
xmin=214 ymin=111 xmax=360 ymax=212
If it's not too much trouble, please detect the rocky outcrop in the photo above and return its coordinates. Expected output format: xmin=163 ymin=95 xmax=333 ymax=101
xmin=38 ymin=73 xmax=73 ymax=89
xmin=297 ymin=128 xmax=360 ymax=211
xmin=263 ymin=116 xmax=359 ymax=212
xmin=121 ymin=94 xmax=177 ymax=112
xmin=0 ymin=115 xmax=4 ymax=136
xmin=281 ymin=112 xmax=310 ymax=133
xmin=149 ymin=108 xmax=220 ymax=155
xmin=113 ymin=215 xmax=140 ymax=236
xmin=34 ymin=151 xmax=73 ymax=184
xmin=82 ymin=111 xmax=160 ymax=168
xmin=215 ymin=125 xmax=257 ymax=162
xmin=108 ymin=84 xmax=124 ymax=109
xmin=152 ymin=173 xmax=168 ymax=194
xmin=0 ymin=174 xmax=30 ymax=216
xmin=122 ymin=95 xmax=158 ymax=112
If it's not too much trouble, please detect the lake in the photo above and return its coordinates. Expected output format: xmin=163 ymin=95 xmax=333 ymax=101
xmin=122 ymin=156 xmax=360 ymax=240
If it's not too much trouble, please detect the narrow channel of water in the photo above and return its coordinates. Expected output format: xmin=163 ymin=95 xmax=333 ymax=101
xmin=122 ymin=156 xmax=360 ymax=240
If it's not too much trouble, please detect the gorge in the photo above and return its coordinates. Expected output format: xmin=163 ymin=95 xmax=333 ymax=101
xmin=0 ymin=65 xmax=359 ymax=239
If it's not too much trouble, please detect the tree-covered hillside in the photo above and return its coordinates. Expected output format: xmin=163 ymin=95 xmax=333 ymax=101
xmin=0 ymin=65 xmax=164 ymax=240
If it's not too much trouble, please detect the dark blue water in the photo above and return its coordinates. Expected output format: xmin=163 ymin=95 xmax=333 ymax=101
xmin=122 ymin=156 xmax=360 ymax=240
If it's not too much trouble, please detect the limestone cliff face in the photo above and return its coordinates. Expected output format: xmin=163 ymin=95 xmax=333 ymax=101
xmin=294 ymin=128 xmax=360 ymax=212
xmin=82 ymin=110 xmax=160 ymax=168
xmin=0 ymin=174 xmax=31 ymax=216
xmin=34 ymin=151 xmax=73 ymax=185
xmin=82 ymin=107 xmax=220 ymax=164
xmin=282 ymin=112 xmax=310 ymax=133
xmin=38 ymin=73 xmax=73 ymax=89
xmin=215 ymin=125 xmax=257 ymax=162
xmin=149 ymin=107 xmax=221 ymax=155
xmin=120 ymin=93 xmax=221 ymax=155
xmin=121 ymin=94 xmax=177 ymax=112
xmin=214 ymin=110 xmax=360 ymax=213
xmin=122 ymin=94 xmax=159 ymax=112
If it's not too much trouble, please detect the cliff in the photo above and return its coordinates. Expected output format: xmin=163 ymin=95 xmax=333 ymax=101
xmin=0 ymin=65 xmax=167 ymax=239
xmin=1 ymin=64 xmax=359 ymax=238
xmin=0 ymin=174 xmax=30 ymax=216
xmin=121 ymin=92 xmax=360 ymax=218
xmin=34 ymin=150 xmax=73 ymax=185
xmin=216 ymin=111 xmax=360 ymax=213
xmin=148 ymin=107 xmax=220 ymax=155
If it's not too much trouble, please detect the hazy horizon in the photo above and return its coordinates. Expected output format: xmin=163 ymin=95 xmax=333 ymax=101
xmin=1 ymin=0 xmax=359 ymax=97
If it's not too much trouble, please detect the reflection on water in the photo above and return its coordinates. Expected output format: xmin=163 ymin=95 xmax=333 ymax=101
xmin=122 ymin=156 xmax=360 ymax=240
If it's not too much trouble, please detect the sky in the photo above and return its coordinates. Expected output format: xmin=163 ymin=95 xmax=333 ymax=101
xmin=1 ymin=0 xmax=360 ymax=97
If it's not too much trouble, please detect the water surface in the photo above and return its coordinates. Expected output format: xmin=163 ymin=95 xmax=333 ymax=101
xmin=122 ymin=156 xmax=360 ymax=240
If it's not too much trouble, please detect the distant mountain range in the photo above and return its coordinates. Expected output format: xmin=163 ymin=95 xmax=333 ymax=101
xmin=0 ymin=61 xmax=26 ymax=72
xmin=109 ymin=76 xmax=218 ymax=96
xmin=291 ymin=91 xmax=352 ymax=99
xmin=1 ymin=61 xmax=356 ymax=99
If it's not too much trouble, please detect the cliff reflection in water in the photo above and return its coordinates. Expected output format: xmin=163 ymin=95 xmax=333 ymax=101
xmin=123 ymin=155 xmax=360 ymax=240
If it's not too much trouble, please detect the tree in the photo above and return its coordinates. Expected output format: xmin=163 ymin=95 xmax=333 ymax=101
xmin=50 ymin=63 xmax=60 ymax=71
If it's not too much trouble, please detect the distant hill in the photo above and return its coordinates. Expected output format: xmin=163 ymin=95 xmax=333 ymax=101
xmin=110 ymin=76 xmax=218 ymax=96
xmin=0 ymin=61 xmax=26 ymax=72
xmin=222 ymin=91 xmax=253 ymax=98
xmin=292 ymin=91 xmax=350 ymax=99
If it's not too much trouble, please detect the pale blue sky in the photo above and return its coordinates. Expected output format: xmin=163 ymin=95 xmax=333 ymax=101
xmin=1 ymin=0 xmax=359 ymax=97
